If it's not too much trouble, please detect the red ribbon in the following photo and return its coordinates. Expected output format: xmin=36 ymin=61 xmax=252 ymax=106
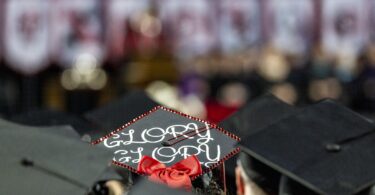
xmin=137 ymin=155 xmax=202 ymax=191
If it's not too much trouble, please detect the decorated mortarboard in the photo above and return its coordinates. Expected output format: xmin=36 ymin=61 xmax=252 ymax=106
xmin=240 ymin=99 xmax=375 ymax=195
xmin=92 ymin=106 xmax=240 ymax=190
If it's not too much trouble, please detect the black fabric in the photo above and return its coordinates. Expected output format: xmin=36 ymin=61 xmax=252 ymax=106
xmin=220 ymin=94 xmax=297 ymax=194
xmin=220 ymin=93 xmax=297 ymax=138
xmin=240 ymin=99 xmax=375 ymax=195
xmin=85 ymin=91 xmax=159 ymax=138
xmin=11 ymin=109 xmax=98 ymax=136
xmin=0 ymin=119 xmax=113 ymax=195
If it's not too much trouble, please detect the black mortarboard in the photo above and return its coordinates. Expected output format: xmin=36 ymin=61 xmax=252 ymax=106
xmin=85 ymin=91 xmax=159 ymax=138
xmin=220 ymin=94 xmax=298 ymax=194
xmin=240 ymin=99 xmax=375 ymax=195
xmin=11 ymin=109 xmax=97 ymax=136
xmin=92 ymin=106 xmax=240 ymax=182
xmin=220 ymin=93 xmax=297 ymax=138
xmin=128 ymin=178 xmax=192 ymax=195
xmin=0 ymin=119 xmax=113 ymax=195
xmin=1 ymin=117 xmax=79 ymax=139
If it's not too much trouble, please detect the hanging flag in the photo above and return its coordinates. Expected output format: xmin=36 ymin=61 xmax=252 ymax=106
xmin=265 ymin=0 xmax=315 ymax=55
xmin=322 ymin=0 xmax=368 ymax=56
xmin=159 ymin=0 xmax=217 ymax=59
xmin=218 ymin=0 xmax=261 ymax=53
xmin=49 ymin=0 xmax=104 ymax=67
xmin=4 ymin=0 xmax=49 ymax=75
xmin=369 ymin=0 xmax=375 ymax=42
xmin=106 ymin=0 xmax=151 ymax=59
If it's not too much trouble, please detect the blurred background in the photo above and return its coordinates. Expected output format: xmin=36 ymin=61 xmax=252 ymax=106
xmin=1 ymin=0 xmax=375 ymax=123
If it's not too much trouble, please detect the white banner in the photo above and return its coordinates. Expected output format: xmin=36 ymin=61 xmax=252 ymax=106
xmin=4 ymin=0 xmax=49 ymax=74
xmin=322 ymin=0 xmax=368 ymax=55
xmin=159 ymin=0 xmax=217 ymax=59
xmin=218 ymin=0 xmax=261 ymax=53
xmin=49 ymin=0 xmax=103 ymax=67
xmin=266 ymin=0 xmax=315 ymax=54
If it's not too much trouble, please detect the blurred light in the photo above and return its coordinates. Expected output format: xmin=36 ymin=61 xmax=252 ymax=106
xmin=309 ymin=78 xmax=342 ymax=101
xmin=270 ymin=82 xmax=298 ymax=105
xmin=61 ymin=53 xmax=107 ymax=90
xmin=146 ymin=81 xmax=180 ymax=109
xmin=180 ymin=94 xmax=207 ymax=119
xmin=139 ymin=14 xmax=162 ymax=38
xmin=73 ymin=53 xmax=98 ymax=75
xmin=218 ymin=82 xmax=248 ymax=107
xmin=258 ymin=52 xmax=290 ymax=82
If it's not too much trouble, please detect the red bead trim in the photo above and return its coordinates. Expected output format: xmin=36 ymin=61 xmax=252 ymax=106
xmin=91 ymin=105 xmax=241 ymax=180
xmin=191 ymin=147 xmax=241 ymax=180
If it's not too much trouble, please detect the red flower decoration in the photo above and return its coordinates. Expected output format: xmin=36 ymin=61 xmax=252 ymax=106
xmin=137 ymin=155 xmax=202 ymax=191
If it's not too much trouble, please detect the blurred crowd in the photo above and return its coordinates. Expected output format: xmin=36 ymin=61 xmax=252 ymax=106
xmin=2 ymin=0 xmax=375 ymax=194
xmin=0 ymin=0 xmax=375 ymax=121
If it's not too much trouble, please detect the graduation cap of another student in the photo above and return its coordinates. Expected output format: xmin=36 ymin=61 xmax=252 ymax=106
xmin=220 ymin=93 xmax=298 ymax=193
xmin=1 ymin=117 xmax=80 ymax=138
xmin=0 ymin=119 xmax=114 ymax=195
xmin=92 ymin=106 xmax=240 ymax=189
xmin=240 ymin=99 xmax=375 ymax=195
xmin=220 ymin=93 xmax=297 ymax=138
xmin=11 ymin=109 xmax=98 ymax=136
xmin=85 ymin=90 xmax=159 ymax=137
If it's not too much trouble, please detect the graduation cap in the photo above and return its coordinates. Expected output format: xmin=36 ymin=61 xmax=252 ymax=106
xmin=240 ymin=99 xmax=375 ymax=195
xmin=1 ymin=117 xmax=79 ymax=139
xmin=219 ymin=94 xmax=297 ymax=194
xmin=85 ymin=90 xmax=159 ymax=137
xmin=0 ymin=119 xmax=114 ymax=195
xmin=92 ymin=106 xmax=240 ymax=190
xmin=11 ymin=109 xmax=98 ymax=136
xmin=220 ymin=93 xmax=297 ymax=141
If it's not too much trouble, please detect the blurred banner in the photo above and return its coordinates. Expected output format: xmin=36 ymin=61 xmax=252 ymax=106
xmin=218 ymin=0 xmax=261 ymax=53
xmin=49 ymin=0 xmax=103 ymax=67
xmin=3 ymin=0 xmax=375 ymax=74
xmin=369 ymin=0 xmax=375 ymax=42
xmin=321 ymin=0 xmax=368 ymax=56
xmin=265 ymin=0 xmax=315 ymax=55
xmin=4 ymin=0 xmax=49 ymax=75
xmin=106 ymin=0 xmax=150 ymax=60
xmin=159 ymin=0 xmax=217 ymax=60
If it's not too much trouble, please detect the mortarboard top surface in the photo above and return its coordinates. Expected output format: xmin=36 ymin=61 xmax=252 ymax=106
xmin=219 ymin=93 xmax=298 ymax=194
xmin=0 ymin=119 xmax=113 ymax=195
xmin=1 ymin=117 xmax=79 ymax=139
xmin=10 ymin=109 xmax=97 ymax=136
xmin=240 ymin=99 xmax=375 ymax=195
xmin=220 ymin=93 xmax=297 ymax=138
xmin=2 ymin=118 xmax=122 ymax=181
xmin=128 ymin=178 xmax=192 ymax=195
xmin=85 ymin=90 xmax=159 ymax=138
xmin=92 ymin=106 xmax=240 ymax=179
